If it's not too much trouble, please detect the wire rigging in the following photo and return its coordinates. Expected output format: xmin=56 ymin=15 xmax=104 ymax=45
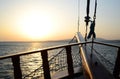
xmin=77 ymin=0 xmax=80 ymax=32
xmin=93 ymin=0 xmax=97 ymax=21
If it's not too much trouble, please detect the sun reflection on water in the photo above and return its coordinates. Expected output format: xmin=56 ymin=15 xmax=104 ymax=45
xmin=20 ymin=43 xmax=43 ymax=77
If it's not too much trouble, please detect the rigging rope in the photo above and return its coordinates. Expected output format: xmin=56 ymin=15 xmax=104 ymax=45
xmin=85 ymin=0 xmax=90 ymax=26
xmin=93 ymin=47 xmax=114 ymax=66
xmin=85 ymin=0 xmax=90 ymax=42
xmin=87 ymin=0 xmax=97 ymax=39
xmin=87 ymin=21 xmax=96 ymax=39
xmin=23 ymin=35 xmax=77 ymax=79
xmin=77 ymin=0 xmax=80 ymax=32
xmin=93 ymin=0 xmax=97 ymax=20
xmin=85 ymin=0 xmax=97 ymax=57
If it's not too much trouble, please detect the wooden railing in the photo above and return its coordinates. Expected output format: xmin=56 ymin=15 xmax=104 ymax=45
xmin=0 ymin=42 xmax=86 ymax=79
xmin=0 ymin=40 xmax=120 ymax=79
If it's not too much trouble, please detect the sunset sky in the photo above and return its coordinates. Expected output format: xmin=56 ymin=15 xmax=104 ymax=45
xmin=0 ymin=0 xmax=120 ymax=41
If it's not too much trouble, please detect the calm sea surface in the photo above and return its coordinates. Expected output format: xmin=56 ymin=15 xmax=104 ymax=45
xmin=0 ymin=41 xmax=68 ymax=79
xmin=0 ymin=40 xmax=120 ymax=79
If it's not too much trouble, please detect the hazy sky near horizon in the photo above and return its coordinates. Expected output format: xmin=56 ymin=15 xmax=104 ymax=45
xmin=0 ymin=0 xmax=120 ymax=41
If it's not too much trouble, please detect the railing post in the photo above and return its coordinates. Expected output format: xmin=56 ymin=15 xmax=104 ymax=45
xmin=12 ymin=56 xmax=22 ymax=79
xmin=113 ymin=47 xmax=120 ymax=79
xmin=41 ymin=50 xmax=51 ymax=79
xmin=65 ymin=46 xmax=74 ymax=78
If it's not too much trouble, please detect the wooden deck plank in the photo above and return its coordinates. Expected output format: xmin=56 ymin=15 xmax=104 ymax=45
xmin=52 ymin=67 xmax=83 ymax=79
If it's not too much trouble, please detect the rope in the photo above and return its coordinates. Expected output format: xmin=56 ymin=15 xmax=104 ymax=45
xmin=90 ymin=38 xmax=94 ymax=57
xmin=87 ymin=0 xmax=97 ymax=39
xmin=87 ymin=21 xmax=96 ymax=39
xmin=89 ymin=0 xmax=97 ymax=57
xmin=93 ymin=0 xmax=97 ymax=20
xmin=85 ymin=26 xmax=88 ymax=42
xmin=85 ymin=0 xmax=90 ymax=26
xmin=86 ymin=0 xmax=90 ymax=17
xmin=77 ymin=0 xmax=80 ymax=32
xmin=87 ymin=43 xmax=114 ymax=66
xmin=85 ymin=0 xmax=90 ymax=42
xmin=92 ymin=47 xmax=114 ymax=66
xmin=23 ymin=35 xmax=77 ymax=78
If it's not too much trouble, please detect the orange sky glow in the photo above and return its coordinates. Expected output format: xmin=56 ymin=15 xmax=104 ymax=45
xmin=0 ymin=0 xmax=120 ymax=41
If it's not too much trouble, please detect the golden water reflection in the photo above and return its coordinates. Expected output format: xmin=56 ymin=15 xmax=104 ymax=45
xmin=19 ymin=41 xmax=67 ymax=78
xmin=20 ymin=42 xmax=43 ymax=77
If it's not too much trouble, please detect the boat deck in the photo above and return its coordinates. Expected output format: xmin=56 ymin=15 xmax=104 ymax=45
xmin=52 ymin=67 xmax=83 ymax=79
xmin=52 ymin=46 xmax=114 ymax=79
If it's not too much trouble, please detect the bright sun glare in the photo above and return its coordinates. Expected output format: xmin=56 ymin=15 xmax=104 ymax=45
xmin=18 ymin=11 xmax=53 ymax=40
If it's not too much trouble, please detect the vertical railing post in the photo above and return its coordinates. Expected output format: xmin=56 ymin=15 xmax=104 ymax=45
xmin=41 ymin=50 xmax=51 ymax=79
xmin=65 ymin=46 xmax=74 ymax=78
xmin=113 ymin=47 xmax=120 ymax=79
xmin=12 ymin=56 xmax=22 ymax=79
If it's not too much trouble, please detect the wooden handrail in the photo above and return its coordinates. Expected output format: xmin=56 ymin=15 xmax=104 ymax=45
xmin=0 ymin=39 xmax=120 ymax=79
xmin=0 ymin=42 xmax=86 ymax=79
xmin=94 ymin=41 xmax=120 ymax=48
xmin=0 ymin=42 xmax=88 ymax=60
xmin=0 ymin=41 xmax=119 ymax=60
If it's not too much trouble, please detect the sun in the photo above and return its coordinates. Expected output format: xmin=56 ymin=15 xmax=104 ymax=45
xmin=18 ymin=12 xmax=53 ymax=40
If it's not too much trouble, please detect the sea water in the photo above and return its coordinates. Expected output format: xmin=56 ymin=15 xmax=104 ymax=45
xmin=0 ymin=40 xmax=120 ymax=79
xmin=0 ymin=41 xmax=68 ymax=79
